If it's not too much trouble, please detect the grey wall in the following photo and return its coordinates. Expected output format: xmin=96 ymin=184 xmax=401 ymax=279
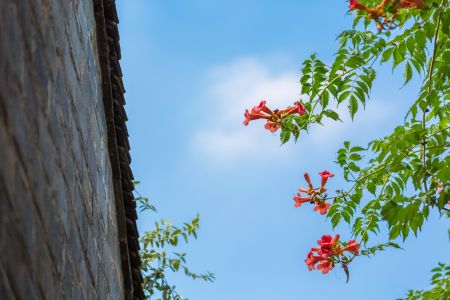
xmin=0 ymin=1 xmax=125 ymax=299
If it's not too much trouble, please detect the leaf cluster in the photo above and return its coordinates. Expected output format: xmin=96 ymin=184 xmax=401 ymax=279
xmin=399 ymin=263 xmax=450 ymax=300
xmin=132 ymin=181 xmax=214 ymax=299
xmin=276 ymin=0 xmax=450 ymax=293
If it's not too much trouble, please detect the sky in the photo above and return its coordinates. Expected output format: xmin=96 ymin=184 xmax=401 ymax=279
xmin=116 ymin=1 xmax=449 ymax=299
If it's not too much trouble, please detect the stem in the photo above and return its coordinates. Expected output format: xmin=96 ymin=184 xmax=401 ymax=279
xmin=290 ymin=19 xmax=444 ymax=137
xmin=422 ymin=0 xmax=445 ymax=191
xmin=359 ymin=214 xmax=375 ymax=245
xmin=428 ymin=125 xmax=450 ymax=137
xmin=322 ymin=144 xmax=417 ymax=201
xmin=307 ymin=54 xmax=379 ymax=122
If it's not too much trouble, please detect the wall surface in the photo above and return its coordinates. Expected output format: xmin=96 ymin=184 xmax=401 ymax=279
xmin=0 ymin=1 xmax=125 ymax=299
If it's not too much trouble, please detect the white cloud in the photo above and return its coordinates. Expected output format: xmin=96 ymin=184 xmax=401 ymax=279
xmin=191 ymin=56 xmax=396 ymax=165
xmin=192 ymin=57 xmax=300 ymax=164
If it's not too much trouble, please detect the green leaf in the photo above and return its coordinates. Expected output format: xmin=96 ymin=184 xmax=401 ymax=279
xmin=320 ymin=90 xmax=330 ymax=108
xmin=389 ymin=226 xmax=401 ymax=240
xmin=403 ymin=62 xmax=413 ymax=85
xmin=381 ymin=47 xmax=394 ymax=63
xmin=342 ymin=211 xmax=351 ymax=224
xmin=280 ymin=129 xmax=291 ymax=145
xmin=350 ymin=146 xmax=365 ymax=152
xmin=348 ymin=95 xmax=358 ymax=119
xmin=349 ymin=153 xmax=362 ymax=161
xmin=338 ymin=91 xmax=351 ymax=103
xmin=331 ymin=214 xmax=341 ymax=228
xmin=348 ymin=162 xmax=361 ymax=172
xmin=322 ymin=109 xmax=340 ymax=121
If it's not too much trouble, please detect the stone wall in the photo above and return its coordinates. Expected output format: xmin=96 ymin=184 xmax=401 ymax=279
xmin=0 ymin=1 xmax=126 ymax=299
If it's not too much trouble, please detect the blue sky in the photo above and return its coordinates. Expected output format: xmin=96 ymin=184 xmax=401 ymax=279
xmin=116 ymin=1 xmax=449 ymax=299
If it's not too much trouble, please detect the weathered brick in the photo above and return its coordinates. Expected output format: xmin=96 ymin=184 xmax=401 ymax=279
xmin=0 ymin=0 xmax=127 ymax=299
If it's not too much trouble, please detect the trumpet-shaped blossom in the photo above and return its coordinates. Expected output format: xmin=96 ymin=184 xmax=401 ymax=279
xmin=319 ymin=170 xmax=335 ymax=179
xmin=304 ymin=172 xmax=314 ymax=190
xmin=317 ymin=234 xmax=340 ymax=258
xmin=293 ymin=193 xmax=310 ymax=208
xmin=278 ymin=101 xmax=306 ymax=117
xmin=305 ymin=234 xmax=360 ymax=276
xmin=293 ymin=171 xmax=333 ymax=215
xmin=243 ymin=100 xmax=306 ymax=132
xmin=264 ymin=120 xmax=281 ymax=133
xmin=348 ymin=0 xmax=425 ymax=32
xmin=305 ymin=251 xmax=322 ymax=271
xmin=319 ymin=170 xmax=335 ymax=192
xmin=243 ymin=109 xmax=270 ymax=126
xmin=243 ymin=101 xmax=273 ymax=126
xmin=399 ymin=0 xmax=424 ymax=9
xmin=252 ymin=100 xmax=273 ymax=114
xmin=349 ymin=0 xmax=368 ymax=10
xmin=342 ymin=240 xmax=361 ymax=256
xmin=305 ymin=250 xmax=333 ymax=273
xmin=316 ymin=259 xmax=334 ymax=274
xmin=314 ymin=201 xmax=331 ymax=215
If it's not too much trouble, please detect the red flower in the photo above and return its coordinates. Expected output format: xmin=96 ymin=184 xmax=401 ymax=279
xmin=398 ymin=0 xmax=424 ymax=9
xmin=304 ymin=172 xmax=314 ymax=190
xmin=316 ymin=259 xmax=334 ymax=274
xmin=305 ymin=251 xmax=322 ymax=271
xmin=243 ymin=101 xmax=275 ymax=126
xmin=317 ymin=234 xmax=340 ymax=258
xmin=314 ymin=201 xmax=331 ymax=215
xmin=317 ymin=235 xmax=333 ymax=246
xmin=349 ymin=0 xmax=368 ymax=11
xmin=293 ymin=101 xmax=307 ymax=115
xmin=305 ymin=249 xmax=334 ymax=274
xmin=294 ymin=172 xmax=334 ymax=215
xmin=293 ymin=193 xmax=310 ymax=208
xmin=243 ymin=100 xmax=307 ymax=130
xmin=279 ymin=101 xmax=306 ymax=117
xmin=264 ymin=120 xmax=281 ymax=133
xmin=243 ymin=109 xmax=270 ymax=126
xmin=252 ymin=100 xmax=273 ymax=115
xmin=342 ymin=240 xmax=361 ymax=256
xmin=306 ymin=234 xmax=359 ymax=277
xmin=319 ymin=170 xmax=334 ymax=186
xmin=319 ymin=170 xmax=334 ymax=178
xmin=243 ymin=110 xmax=251 ymax=126
xmin=319 ymin=170 xmax=334 ymax=193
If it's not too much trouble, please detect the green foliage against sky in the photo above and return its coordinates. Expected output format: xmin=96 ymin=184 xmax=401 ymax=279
xmin=247 ymin=0 xmax=449 ymax=297
xmin=137 ymin=0 xmax=449 ymax=298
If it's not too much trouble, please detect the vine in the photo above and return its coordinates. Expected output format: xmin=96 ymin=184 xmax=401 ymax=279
xmin=243 ymin=0 xmax=449 ymax=298
xmin=134 ymin=181 xmax=214 ymax=300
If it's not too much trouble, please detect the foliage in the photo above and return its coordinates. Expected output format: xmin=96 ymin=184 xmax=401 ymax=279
xmin=399 ymin=263 xmax=450 ymax=300
xmin=243 ymin=0 xmax=449 ymax=297
xmin=133 ymin=181 xmax=214 ymax=300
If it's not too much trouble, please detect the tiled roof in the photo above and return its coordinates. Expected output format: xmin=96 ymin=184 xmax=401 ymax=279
xmin=93 ymin=0 xmax=145 ymax=298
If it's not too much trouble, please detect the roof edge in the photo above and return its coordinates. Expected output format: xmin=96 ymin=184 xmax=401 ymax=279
xmin=93 ymin=0 xmax=144 ymax=299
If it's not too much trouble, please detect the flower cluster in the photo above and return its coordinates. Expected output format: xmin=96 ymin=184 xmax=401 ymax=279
xmin=243 ymin=100 xmax=306 ymax=133
xmin=293 ymin=171 xmax=334 ymax=215
xmin=305 ymin=235 xmax=360 ymax=275
xmin=349 ymin=0 xmax=424 ymax=31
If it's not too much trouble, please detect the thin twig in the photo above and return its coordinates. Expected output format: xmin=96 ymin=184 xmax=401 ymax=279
xmin=422 ymin=0 xmax=445 ymax=191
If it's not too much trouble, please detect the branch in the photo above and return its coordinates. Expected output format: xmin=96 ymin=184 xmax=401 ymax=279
xmin=422 ymin=0 xmax=445 ymax=191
